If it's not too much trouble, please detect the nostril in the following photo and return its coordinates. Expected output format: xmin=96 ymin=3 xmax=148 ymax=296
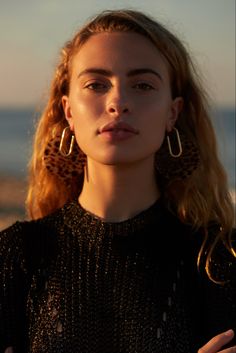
xmin=109 ymin=107 xmax=116 ymax=113
xmin=108 ymin=106 xmax=129 ymax=114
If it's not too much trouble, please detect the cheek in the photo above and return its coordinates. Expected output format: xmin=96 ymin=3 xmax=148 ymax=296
xmin=71 ymin=98 xmax=91 ymax=117
xmin=70 ymin=89 xmax=104 ymax=117
xmin=72 ymin=116 xmax=96 ymax=154
xmin=142 ymin=110 xmax=169 ymax=149
xmin=146 ymin=123 xmax=166 ymax=149
xmin=144 ymin=104 xmax=170 ymax=130
xmin=73 ymin=124 xmax=88 ymax=154
xmin=73 ymin=118 xmax=88 ymax=137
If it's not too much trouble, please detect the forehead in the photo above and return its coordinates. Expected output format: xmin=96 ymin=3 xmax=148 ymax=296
xmin=71 ymin=32 xmax=170 ymax=77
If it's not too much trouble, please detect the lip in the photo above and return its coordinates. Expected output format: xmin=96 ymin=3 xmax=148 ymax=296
xmin=98 ymin=121 xmax=139 ymax=135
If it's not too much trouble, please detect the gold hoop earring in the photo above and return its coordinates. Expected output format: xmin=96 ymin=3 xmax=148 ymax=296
xmin=167 ymin=127 xmax=182 ymax=158
xmin=59 ymin=126 xmax=75 ymax=157
xmin=155 ymin=128 xmax=200 ymax=183
xmin=43 ymin=126 xmax=87 ymax=184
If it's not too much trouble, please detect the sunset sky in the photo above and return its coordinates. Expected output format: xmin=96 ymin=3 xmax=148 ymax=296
xmin=0 ymin=0 xmax=235 ymax=108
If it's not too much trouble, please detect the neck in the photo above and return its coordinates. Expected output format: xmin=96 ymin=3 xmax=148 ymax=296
xmin=78 ymin=158 xmax=160 ymax=222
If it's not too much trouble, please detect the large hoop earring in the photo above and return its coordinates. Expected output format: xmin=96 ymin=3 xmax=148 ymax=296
xmin=167 ymin=127 xmax=182 ymax=158
xmin=59 ymin=126 xmax=75 ymax=157
xmin=155 ymin=127 xmax=200 ymax=183
xmin=43 ymin=126 xmax=87 ymax=184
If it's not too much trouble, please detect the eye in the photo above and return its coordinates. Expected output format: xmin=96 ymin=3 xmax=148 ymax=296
xmin=84 ymin=81 xmax=108 ymax=92
xmin=133 ymin=82 xmax=155 ymax=91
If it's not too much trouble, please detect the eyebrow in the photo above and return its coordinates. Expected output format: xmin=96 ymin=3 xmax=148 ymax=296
xmin=77 ymin=67 xmax=163 ymax=81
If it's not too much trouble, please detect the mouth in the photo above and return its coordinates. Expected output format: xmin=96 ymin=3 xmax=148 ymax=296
xmin=98 ymin=121 xmax=139 ymax=135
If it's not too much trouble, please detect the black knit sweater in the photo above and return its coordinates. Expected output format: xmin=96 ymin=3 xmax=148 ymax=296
xmin=0 ymin=199 xmax=235 ymax=353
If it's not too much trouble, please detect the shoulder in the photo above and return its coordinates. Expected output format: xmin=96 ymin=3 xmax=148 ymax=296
xmin=0 ymin=206 xmax=64 ymax=273
xmin=197 ymin=226 xmax=236 ymax=287
xmin=218 ymin=228 xmax=236 ymax=282
xmin=198 ymin=229 xmax=236 ymax=338
xmin=0 ymin=208 xmax=60 ymax=247
xmin=0 ymin=221 xmax=27 ymax=265
xmin=210 ymin=227 xmax=236 ymax=267
xmin=0 ymin=220 xmax=24 ymax=246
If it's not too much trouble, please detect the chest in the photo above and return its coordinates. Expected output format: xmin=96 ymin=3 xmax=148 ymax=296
xmin=26 ymin=234 xmax=195 ymax=352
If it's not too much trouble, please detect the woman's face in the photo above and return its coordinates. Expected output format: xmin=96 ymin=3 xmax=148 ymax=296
xmin=62 ymin=32 xmax=182 ymax=166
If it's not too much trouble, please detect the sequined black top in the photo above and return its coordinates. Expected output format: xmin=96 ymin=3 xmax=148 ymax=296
xmin=0 ymin=199 xmax=235 ymax=353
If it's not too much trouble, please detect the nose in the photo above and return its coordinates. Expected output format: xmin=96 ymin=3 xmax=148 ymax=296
xmin=106 ymin=86 xmax=131 ymax=116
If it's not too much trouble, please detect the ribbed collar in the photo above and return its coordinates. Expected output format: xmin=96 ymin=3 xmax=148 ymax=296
xmin=62 ymin=197 xmax=165 ymax=237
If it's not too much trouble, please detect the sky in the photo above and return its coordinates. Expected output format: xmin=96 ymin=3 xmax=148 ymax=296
xmin=0 ymin=0 xmax=235 ymax=108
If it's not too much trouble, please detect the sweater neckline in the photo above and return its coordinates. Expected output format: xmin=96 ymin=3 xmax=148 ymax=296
xmin=62 ymin=197 xmax=165 ymax=237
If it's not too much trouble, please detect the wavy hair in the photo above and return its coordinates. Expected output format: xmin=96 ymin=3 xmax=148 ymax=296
xmin=26 ymin=9 xmax=235 ymax=281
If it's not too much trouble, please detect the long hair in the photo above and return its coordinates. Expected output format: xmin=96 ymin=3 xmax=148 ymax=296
xmin=26 ymin=9 xmax=235 ymax=281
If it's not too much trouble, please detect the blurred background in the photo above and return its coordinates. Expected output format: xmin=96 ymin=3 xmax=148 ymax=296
xmin=0 ymin=0 xmax=235 ymax=230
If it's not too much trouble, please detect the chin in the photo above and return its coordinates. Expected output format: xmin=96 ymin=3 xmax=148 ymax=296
xmin=91 ymin=153 xmax=135 ymax=166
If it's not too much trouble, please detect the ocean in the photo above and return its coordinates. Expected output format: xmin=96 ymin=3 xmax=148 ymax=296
xmin=0 ymin=107 xmax=235 ymax=189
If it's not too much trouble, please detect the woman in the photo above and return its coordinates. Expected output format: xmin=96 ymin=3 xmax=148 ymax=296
xmin=0 ymin=9 xmax=235 ymax=353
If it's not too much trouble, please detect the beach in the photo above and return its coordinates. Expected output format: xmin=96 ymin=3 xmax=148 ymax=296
xmin=0 ymin=176 xmax=27 ymax=231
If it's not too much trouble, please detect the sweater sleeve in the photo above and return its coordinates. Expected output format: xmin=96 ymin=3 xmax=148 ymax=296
xmin=0 ymin=222 xmax=29 ymax=353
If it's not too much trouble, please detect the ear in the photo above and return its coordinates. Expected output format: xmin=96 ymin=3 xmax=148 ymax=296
xmin=62 ymin=95 xmax=74 ymax=131
xmin=166 ymin=97 xmax=184 ymax=132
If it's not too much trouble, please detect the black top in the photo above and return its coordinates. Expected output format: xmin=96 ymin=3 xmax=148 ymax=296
xmin=0 ymin=198 xmax=235 ymax=353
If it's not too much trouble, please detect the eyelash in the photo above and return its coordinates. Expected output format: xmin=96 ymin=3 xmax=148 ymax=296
xmin=84 ymin=81 xmax=155 ymax=92
xmin=132 ymin=83 xmax=154 ymax=91
xmin=85 ymin=82 xmax=108 ymax=91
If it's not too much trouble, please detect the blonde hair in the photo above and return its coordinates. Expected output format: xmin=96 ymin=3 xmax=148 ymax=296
xmin=26 ymin=9 xmax=235 ymax=281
